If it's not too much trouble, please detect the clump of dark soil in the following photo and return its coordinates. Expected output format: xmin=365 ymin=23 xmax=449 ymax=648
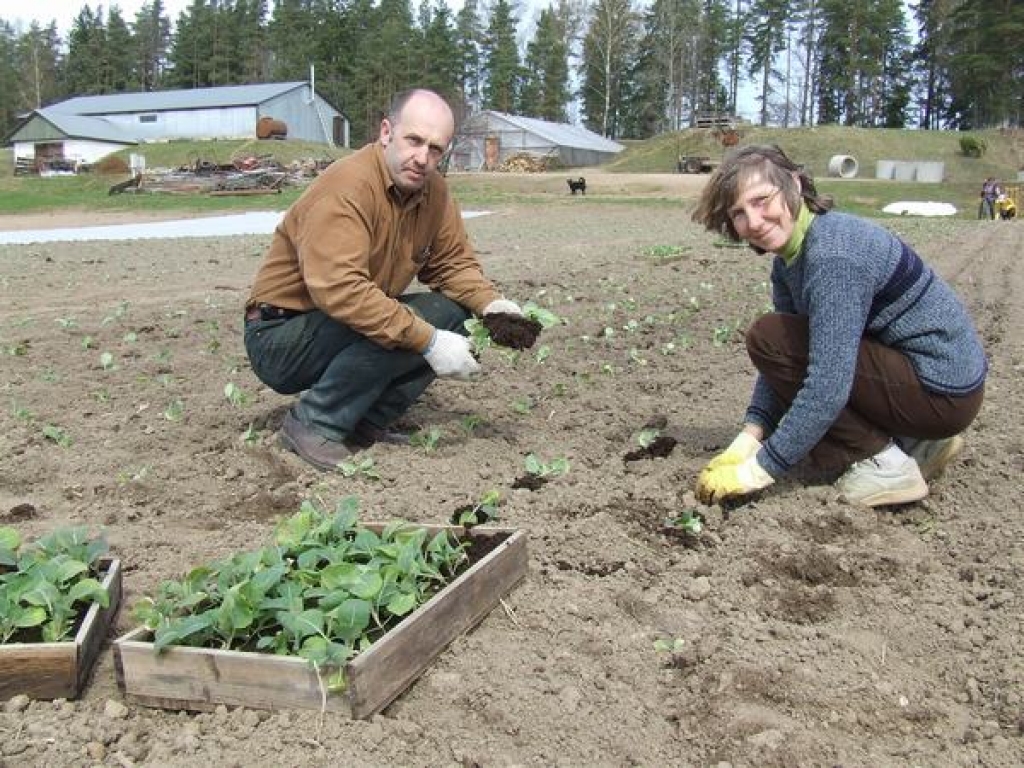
xmin=482 ymin=312 xmax=543 ymax=349
xmin=623 ymin=435 xmax=678 ymax=461
xmin=510 ymin=474 xmax=547 ymax=491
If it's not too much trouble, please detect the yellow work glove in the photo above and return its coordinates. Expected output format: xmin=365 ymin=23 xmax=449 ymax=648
xmin=705 ymin=431 xmax=762 ymax=471
xmin=695 ymin=455 xmax=774 ymax=505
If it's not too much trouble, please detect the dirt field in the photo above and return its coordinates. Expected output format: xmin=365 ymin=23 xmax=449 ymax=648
xmin=1 ymin=183 xmax=1022 ymax=766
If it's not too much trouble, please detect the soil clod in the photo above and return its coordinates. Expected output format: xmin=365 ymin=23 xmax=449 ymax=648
xmin=482 ymin=313 xmax=543 ymax=350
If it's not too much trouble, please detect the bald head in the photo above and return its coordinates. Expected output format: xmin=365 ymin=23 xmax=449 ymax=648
xmin=379 ymin=90 xmax=454 ymax=194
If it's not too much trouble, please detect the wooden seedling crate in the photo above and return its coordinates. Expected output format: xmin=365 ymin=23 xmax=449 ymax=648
xmin=0 ymin=558 xmax=123 ymax=701
xmin=113 ymin=525 xmax=526 ymax=718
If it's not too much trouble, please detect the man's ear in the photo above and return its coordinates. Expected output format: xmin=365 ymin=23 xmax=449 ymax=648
xmin=380 ymin=118 xmax=393 ymax=147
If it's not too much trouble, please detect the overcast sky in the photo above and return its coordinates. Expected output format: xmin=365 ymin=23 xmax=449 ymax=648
xmin=0 ymin=1 xmax=190 ymax=33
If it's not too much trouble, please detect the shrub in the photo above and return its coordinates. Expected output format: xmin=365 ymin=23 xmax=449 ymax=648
xmin=959 ymin=135 xmax=987 ymax=158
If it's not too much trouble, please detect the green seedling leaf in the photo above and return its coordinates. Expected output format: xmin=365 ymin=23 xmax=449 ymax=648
xmin=665 ymin=509 xmax=703 ymax=535
xmin=164 ymin=400 xmax=185 ymax=421
xmin=241 ymin=423 xmax=259 ymax=444
xmin=410 ymin=426 xmax=442 ymax=452
xmin=523 ymin=453 xmax=570 ymax=478
xmin=223 ymin=382 xmax=249 ymax=407
xmin=463 ymin=318 xmax=492 ymax=355
xmin=642 ymin=244 xmax=687 ymax=263
xmin=68 ymin=578 xmax=110 ymax=607
xmin=99 ymin=352 xmax=115 ymax=370
xmin=385 ymin=591 xmax=418 ymax=616
xmin=637 ymin=427 xmax=661 ymax=448
xmin=522 ymin=301 xmax=562 ymax=329
xmin=338 ymin=457 xmax=380 ymax=480
xmin=653 ymin=637 xmax=686 ymax=653
xmin=0 ymin=526 xmax=21 ymax=553
xmin=42 ymin=424 xmax=72 ymax=448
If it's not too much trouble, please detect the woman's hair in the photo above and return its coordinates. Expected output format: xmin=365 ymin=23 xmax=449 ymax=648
xmin=692 ymin=144 xmax=833 ymax=242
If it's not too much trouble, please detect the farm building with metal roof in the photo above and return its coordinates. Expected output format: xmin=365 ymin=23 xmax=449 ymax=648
xmin=453 ymin=111 xmax=624 ymax=170
xmin=5 ymin=81 xmax=348 ymax=173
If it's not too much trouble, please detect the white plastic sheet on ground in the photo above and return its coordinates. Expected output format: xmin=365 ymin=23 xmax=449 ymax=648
xmin=0 ymin=210 xmax=493 ymax=245
xmin=882 ymin=201 xmax=957 ymax=217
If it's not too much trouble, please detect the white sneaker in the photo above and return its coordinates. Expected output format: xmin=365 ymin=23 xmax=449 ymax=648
xmin=836 ymin=454 xmax=928 ymax=507
xmin=900 ymin=435 xmax=965 ymax=481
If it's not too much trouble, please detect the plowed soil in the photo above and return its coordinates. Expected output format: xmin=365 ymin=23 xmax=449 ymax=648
xmin=1 ymin=185 xmax=1022 ymax=766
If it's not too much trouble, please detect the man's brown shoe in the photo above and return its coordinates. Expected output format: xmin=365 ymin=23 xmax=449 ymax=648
xmin=278 ymin=411 xmax=356 ymax=471
xmin=350 ymin=420 xmax=411 ymax=447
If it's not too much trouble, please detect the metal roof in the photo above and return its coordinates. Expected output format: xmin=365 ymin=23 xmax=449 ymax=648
xmin=27 ymin=108 xmax=137 ymax=144
xmin=466 ymin=111 xmax=624 ymax=153
xmin=51 ymin=82 xmax=310 ymax=116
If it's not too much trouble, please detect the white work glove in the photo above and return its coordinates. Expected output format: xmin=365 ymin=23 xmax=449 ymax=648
xmin=483 ymin=298 xmax=523 ymax=317
xmin=423 ymin=329 xmax=481 ymax=379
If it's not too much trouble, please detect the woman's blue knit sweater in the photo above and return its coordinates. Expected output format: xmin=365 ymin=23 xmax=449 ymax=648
xmin=747 ymin=210 xmax=988 ymax=477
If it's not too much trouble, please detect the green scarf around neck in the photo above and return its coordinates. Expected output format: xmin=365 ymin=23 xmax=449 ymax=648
xmin=777 ymin=203 xmax=814 ymax=265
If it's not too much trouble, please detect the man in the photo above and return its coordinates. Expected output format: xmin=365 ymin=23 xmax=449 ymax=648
xmin=244 ymin=89 xmax=521 ymax=470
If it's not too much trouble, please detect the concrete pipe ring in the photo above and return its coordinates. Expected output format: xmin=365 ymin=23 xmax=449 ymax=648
xmin=827 ymin=155 xmax=859 ymax=179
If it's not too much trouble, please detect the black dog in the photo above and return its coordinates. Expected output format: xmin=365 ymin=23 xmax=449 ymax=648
xmin=567 ymin=177 xmax=586 ymax=195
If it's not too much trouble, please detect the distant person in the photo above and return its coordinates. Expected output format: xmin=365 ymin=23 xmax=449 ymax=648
xmin=995 ymin=192 xmax=1016 ymax=220
xmin=243 ymin=88 xmax=522 ymax=471
xmin=690 ymin=144 xmax=987 ymax=507
xmin=979 ymin=177 xmax=999 ymax=220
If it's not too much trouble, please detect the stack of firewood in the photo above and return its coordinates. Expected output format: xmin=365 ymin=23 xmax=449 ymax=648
xmin=498 ymin=153 xmax=550 ymax=173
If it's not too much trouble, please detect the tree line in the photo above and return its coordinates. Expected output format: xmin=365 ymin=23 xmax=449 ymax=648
xmin=1 ymin=0 xmax=1020 ymax=147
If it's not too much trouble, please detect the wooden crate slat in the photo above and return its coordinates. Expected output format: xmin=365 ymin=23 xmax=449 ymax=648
xmin=347 ymin=529 xmax=527 ymax=718
xmin=76 ymin=559 xmax=123 ymax=692
xmin=115 ymin=629 xmax=350 ymax=713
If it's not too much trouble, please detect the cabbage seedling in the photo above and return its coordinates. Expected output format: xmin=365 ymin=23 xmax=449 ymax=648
xmin=664 ymin=509 xmax=703 ymax=535
xmin=452 ymin=489 xmax=502 ymax=527
xmin=524 ymin=453 xmax=570 ymax=479
xmin=410 ymin=426 xmax=442 ymax=452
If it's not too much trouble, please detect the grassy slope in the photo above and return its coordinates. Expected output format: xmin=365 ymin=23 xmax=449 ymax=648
xmin=607 ymin=125 xmax=1022 ymax=184
xmin=607 ymin=126 xmax=1024 ymax=219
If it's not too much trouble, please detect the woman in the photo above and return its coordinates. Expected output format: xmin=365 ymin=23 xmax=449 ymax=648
xmin=691 ymin=145 xmax=987 ymax=507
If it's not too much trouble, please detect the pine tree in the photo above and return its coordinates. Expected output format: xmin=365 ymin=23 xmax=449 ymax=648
xmin=455 ymin=0 xmax=484 ymax=114
xmin=133 ymin=0 xmax=172 ymax=91
xmin=104 ymin=7 xmax=135 ymax=91
xmin=482 ymin=0 xmax=521 ymax=113
xmin=416 ymin=1 xmax=463 ymax=108
xmin=520 ymin=7 xmax=570 ymax=121
xmin=65 ymin=6 xmax=108 ymax=95
xmin=945 ymin=0 xmax=1024 ymax=128
xmin=232 ymin=0 xmax=270 ymax=83
xmin=744 ymin=0 xmax=790 ymax=126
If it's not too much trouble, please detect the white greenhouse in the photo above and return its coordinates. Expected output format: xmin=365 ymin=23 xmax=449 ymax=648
xmin=453 ymin=111 xmax=624 ymax=170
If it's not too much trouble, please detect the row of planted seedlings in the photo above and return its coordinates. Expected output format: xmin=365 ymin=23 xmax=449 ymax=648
xmin=1 ymin=498 xmax=526 ymax=717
